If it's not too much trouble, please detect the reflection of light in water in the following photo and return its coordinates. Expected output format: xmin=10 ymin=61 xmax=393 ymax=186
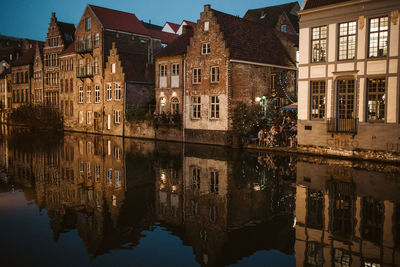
xmin=160 ymin=184 xmax=165 ymax=190
xmin=293 ymin=217 xmax=296 ymax=228
xmin=172 ymin=185 xmax=177 ymax=192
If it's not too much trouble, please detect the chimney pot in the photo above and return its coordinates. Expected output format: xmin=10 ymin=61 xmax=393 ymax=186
xmin=204 ymin=4 xmax=211 ymax=11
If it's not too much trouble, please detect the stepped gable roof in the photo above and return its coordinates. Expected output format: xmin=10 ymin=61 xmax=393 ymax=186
xmin=147 ymin=29 xmax=178 ymax=44
xmin=164 ymin=22 xmax=180 ymax=32
xmin=213 ymin=9 xmax=295 ymax=66
xmin=142 ymin=21 xmax=163 ymax=31
xmin=88 ymin=5 xmax=149 ymax=36
xmin=156 ymin=28 xmax=193 ymax=58
xmin=303 ymin=0 xmax=353 ymax=10
xmin=244 ymin=2 xmax=299 ymax=33
xmin=60 ymin=42 xmax=75 ymax=56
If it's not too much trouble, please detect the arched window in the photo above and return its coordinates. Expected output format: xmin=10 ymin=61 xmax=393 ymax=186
xmin=171 ymin=97 xmax=179 ymax=114
xmin=160 ymin=97 xmax=166 ymax=113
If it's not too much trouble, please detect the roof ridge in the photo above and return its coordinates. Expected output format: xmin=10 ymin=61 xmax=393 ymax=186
xmin=88 ymin=4 xmax=136 ymax=16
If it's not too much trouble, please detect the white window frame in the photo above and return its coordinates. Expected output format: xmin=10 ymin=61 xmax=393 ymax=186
xmin=114 ymin=110 xmax=121 ymax=124
xmin=86 ymin=85 xmax=91 ymax=103
xmin=94 ymin=85 xmax=100 ymax=103
xmin=78 ymin=86 xmax=84 ymax=103
xmin=202 ymin=43 xmax=211 ymax=55
xmin=160 ymin=65 xmax=167 ymax=77
xmin=111 ymin=63 xmax=116 ymax=73
xmin=87 ymin=111 xmax=92 ymax=125
xmin=106 ymin=83 xmax=112 ymax=101
xmin=192 ymin=68 xmax=201 ymax=84
xmin=209 ymin=96 xmax=220 ymax=119
xmin=115 ymin=83 xmax=121 ymax=101
xmin=191 ymin=96 xmax=201 ymax=119
xmin=211 ymin=66 xmax=219 ymax=83
xmin=171 ymin=64 xmax=179 ymax=76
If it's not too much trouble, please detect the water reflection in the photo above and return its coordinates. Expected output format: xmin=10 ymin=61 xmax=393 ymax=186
xmin=0 ymin=130 xmax=399 ymax=266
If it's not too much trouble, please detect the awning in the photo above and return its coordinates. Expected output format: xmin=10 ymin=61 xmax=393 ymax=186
xmin=282 ymin=102 xmax=297 ymax=111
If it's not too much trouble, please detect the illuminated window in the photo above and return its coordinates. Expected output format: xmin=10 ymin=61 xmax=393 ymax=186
xmin=310 ymin=81 xmax=326 ymax=120
xmin=311 ymin=26 xmax=327 ymax=62
xmin=338 ymin=21 xmax=356 ymax=60
xmin=367 ymin=78 xmax=385 ymax=121
xmin=368 ymin=17 xmax=388 ymax=57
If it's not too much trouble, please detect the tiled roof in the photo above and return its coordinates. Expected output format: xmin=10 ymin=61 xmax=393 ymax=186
xmin=12 ymin=46 xmax=35 ymax=67
xmin=244 ymin=2 xmax=299 ymax=33
xmin=213 ymin=9 xmax=295 ymax=66
xmin=156 ymin=28 xmax=193 ymax=58
xmin=148 ymin=29 xmax=178 ymax=44
xmin=142 ymin=21 xmax=163 ymax=31
xmin=60 ymin=42 xmax=75 ymax=56
xmin=88 ymin=5 xmax=149 ymax=36
xmin=182 ymin=20 xmax=197 ymax=28
xmin=165 ymin=22 xmax=180 ymax=32
xmin=58 ymin=22 xmax=75 ymax=45
xmin=303 ymin=0 xmax=353 ymax=10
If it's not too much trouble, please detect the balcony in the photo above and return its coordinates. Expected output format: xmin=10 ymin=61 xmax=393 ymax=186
xmin=76 ymin=40 xmax=93 ymax=54
xmin=327 ymin=118 xmax=358 ymax=134
xmin=76 ymin=65 xmax=94 ymax=79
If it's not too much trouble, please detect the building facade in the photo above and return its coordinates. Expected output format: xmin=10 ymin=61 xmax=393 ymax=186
xmin=72 ymin=5 xmax=171 ymax=135
xmin=297 ymin=0 xmax=400 ymax=155
xmin=43 ymin=12 xmax=75 ymax=107
xmin=175 ymin=5 xmax=296 ymax=145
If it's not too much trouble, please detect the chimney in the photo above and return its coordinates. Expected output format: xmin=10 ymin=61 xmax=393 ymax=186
xmin=51 ymin=12 xmax=57 ymax=22
xmin=182 ymin=25 xmax=193 ymax=35
xmin=204 ymin=4 xmax=211 ymax=12
xmin=149 ymin=19 xmax=151 ymax=24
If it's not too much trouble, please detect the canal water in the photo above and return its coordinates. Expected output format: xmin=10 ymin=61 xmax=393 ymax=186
xmin=0 ymin=130 xmax=399 ymax=266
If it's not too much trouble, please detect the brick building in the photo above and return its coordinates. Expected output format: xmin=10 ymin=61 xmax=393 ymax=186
xmin=10 ymin=40 xmax=42 ymax=109
xmin=43 ymin=12 xmax=75 ymax=107
xmin=32 ymin=42 xmax=44 ymax=105
xmin=244 ymin=2 xmax=300 ymax=35
xmin=59 ymin=43 xmax=76 ymax=128
xmin=297 ymin=0 xmax=400 ymax=156
xmin=73 ymin=4 xmax=175 ymax=135
xmin=179 ymin=5 xmax=296 ymax=145
xmin=154 ymin=26 xmax=194 ymax=141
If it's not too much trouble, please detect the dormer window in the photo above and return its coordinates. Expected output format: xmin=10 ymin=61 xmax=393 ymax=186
xmin=204 ymin=21 xmax=209 ymax=32
xmin=281 ymin=25 xmax=287 ymax=32
xmin=85 ymin=17 xmax=91 ymax=31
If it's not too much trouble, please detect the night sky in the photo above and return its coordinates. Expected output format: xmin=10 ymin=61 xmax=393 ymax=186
xmin=0 ymin=0 xmax=301 ymax=41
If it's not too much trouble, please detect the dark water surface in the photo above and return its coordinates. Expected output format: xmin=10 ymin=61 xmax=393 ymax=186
xmin=0 ymin=130 xmax=399 ymax=266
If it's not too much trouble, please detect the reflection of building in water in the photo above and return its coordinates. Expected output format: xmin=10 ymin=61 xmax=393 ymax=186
xmin=1 ymin=133 xmax=128 ymax=255
xmin=295 ymin=160 xmax=400 ymax=266
xmin=154 ymin=146 xmax=296 ymax=266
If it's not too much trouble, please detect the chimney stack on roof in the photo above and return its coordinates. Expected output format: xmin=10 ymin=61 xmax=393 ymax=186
xmin=204 ymin=4 xmax=211 ymax=12
xmin=51 ymin=12 xmax=57 ymax=22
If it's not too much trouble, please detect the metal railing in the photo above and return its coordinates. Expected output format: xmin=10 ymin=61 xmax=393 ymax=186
xmin=327 ymin=118 xmax=358 ymax=134
xmin=76 ymin=40 xmax=93 ymax=53
xmin=76 ymin=65 xmax=94 ymax=78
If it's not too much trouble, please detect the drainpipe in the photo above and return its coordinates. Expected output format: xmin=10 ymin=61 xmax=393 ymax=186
xmin=123 ymin=81 xmax=126 ymax=137
xmin=183 ymin=58 xmax=186 ymax=143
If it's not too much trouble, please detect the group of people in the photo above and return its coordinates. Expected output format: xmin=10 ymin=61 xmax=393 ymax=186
xmin=257 ymin=116 xmax=297 ymax=148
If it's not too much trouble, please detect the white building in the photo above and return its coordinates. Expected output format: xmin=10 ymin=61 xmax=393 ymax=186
xmin=297 ymin=0 xmax=400 ymax=156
